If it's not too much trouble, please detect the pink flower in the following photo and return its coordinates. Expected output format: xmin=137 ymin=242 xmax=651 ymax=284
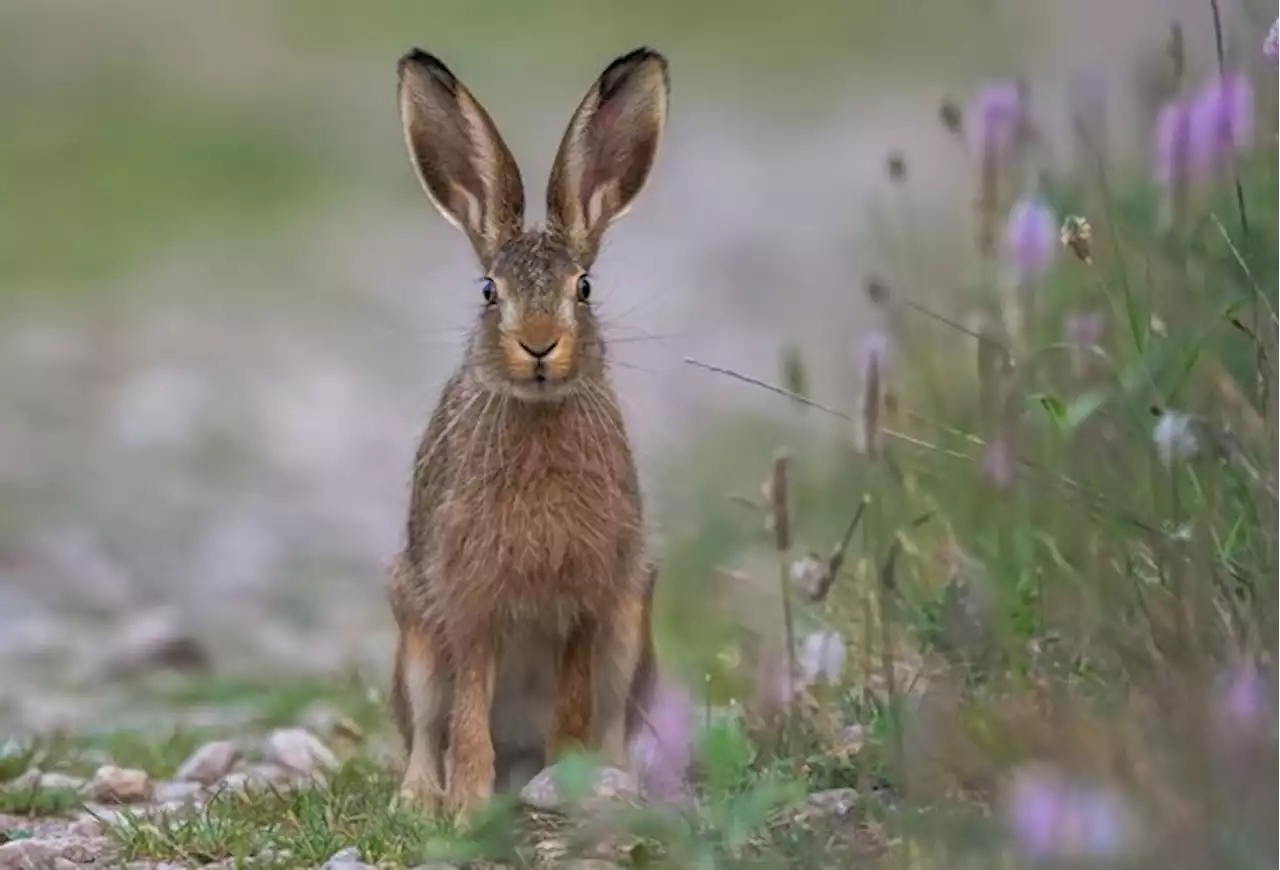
xmin=971 ymin=82 xmax=1023 ymax=157
xmin=1188 ymin=74 xmax=1254 ymax=173
xmin=1064 ymin=310 xmax=1106 ymax=377
xmin=1004 ymin=198 xmax=1057 ymax=284
xmin=1154 ymin=98 xmax=1193 ymax=189
xmin=1214 ymin=663 xmax=1273 ymax=733
xmin=1063 ymin=310 xmax=1105 ymax=350
xmin=1264 ymin=20 xmax=1278 ymax=68
xmin=981 ymin=435 xmax=1015 ymax=490
xmin=630 ymin=678 xmax=696 ymax=804
xmin=1006 ymin=767 xmax=1133 ymax=862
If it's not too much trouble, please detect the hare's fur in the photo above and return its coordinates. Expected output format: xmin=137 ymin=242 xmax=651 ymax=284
xmin=388 ymin=46 xmax=669 ymax=818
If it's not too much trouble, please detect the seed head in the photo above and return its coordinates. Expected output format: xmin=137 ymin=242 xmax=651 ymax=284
xmin=864 ymin=274 xmax=890 ymax=306
xmin=1060 ymin=214 xmax=1093 ymax=264
xmin=939 ymin=98 xmax=964 ymax=136
xmin=886 ymin=149 xmax=907 ymax=182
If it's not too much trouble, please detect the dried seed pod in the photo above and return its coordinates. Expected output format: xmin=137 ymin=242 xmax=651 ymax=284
xmin=1060 ymin=215 xmax=1093 ymax=264
xmin=886 ymin=150 xmax=907 ymax=182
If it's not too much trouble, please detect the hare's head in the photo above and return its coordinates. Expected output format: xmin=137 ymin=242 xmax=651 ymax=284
xmin=397 ymin=47 xmax=669 ymax=401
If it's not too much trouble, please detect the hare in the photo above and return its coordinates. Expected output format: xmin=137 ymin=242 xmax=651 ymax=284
xmin=388 ymin=46 xmax=669 ymax=819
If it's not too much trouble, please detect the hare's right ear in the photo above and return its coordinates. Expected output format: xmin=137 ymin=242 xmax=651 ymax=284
xmin=546 ymin=48 xmax=669 ymax=267
xmin=397 ymin=49 xmax=525 ymax=266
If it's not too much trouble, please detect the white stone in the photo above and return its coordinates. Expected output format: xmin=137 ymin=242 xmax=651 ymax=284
xmin=263 ymin=728 xmax=338 ymax=776
xmin=175 ymin=741 xmax=239 ymax=784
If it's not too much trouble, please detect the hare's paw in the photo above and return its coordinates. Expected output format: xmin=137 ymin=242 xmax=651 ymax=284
xmin=391 ymin=772 xmax=445 ymax=816
xmin=446 ymin=774 xmax=494 ymax=828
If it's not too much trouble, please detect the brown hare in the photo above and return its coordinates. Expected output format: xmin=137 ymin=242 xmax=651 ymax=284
xmin=388 ymin=46 xmax=669 ymax=819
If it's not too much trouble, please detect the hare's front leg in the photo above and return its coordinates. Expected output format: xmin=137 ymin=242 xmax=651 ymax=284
xmin=548 ymin=621 xmax=595 ymax=762
xmin=591 ymin=589 xmax=647 ymax=768
xmin=393 ymin=623 xmax=449 ymax=812
xmin=446 ymin=628 xmax=498 ymax=819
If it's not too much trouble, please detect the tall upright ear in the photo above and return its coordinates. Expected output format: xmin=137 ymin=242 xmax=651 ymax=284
xmin=397 ymin=49 xmax=525 ymax=266
xmin=546 ymin=48 xmax=669 ymax=267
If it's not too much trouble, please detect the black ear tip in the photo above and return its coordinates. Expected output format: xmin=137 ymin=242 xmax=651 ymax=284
xmin=397 ymin=48 xmax=459 ymax=92
xmin=622 ymin=46 xmax=667 ymax=72
xmin=599 ymin=47 xmax=669 ymax=96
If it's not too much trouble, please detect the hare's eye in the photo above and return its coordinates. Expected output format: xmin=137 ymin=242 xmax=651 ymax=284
xmin=576 ymin=274 xmax=592 ymax=302
xmin=481 ymin=277 xmax=497 ymax=305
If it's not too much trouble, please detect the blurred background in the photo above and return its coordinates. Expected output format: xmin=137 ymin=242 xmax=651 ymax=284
xmin=0 ymin=0 xmax=1256 ymax=734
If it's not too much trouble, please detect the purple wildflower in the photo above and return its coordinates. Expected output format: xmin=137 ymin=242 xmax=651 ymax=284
xmin=1154 ymin=98 xmax=1193 ymax=188
xmin=1006 ymin=767 xmax=1133 ymax=862
xmin=982 ymin=434 xmax=1015 ymax=490
xmin=631 ymin=678 xmax=696 ymax=804
xmin=1064 ymin=311 xmax=1105 ymax=350
xmin=1265 ymin=20 xmax=1278 ymax=68
xmin=1188 ymin=73 xmax=1254 ymax=173
xmin=1064 ymin=310 xmax=1105 ymax=376
xmin=1004 ymin=198 xmax=1057 ymax=284
xmin=1213 ymin=663 xmax=1273 ymax=733
xmin=971 ymin=81 xmax=1023 ymax=156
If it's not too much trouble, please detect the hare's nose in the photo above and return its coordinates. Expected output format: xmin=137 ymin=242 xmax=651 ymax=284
xmin=519 ymin=339 xmax=559 ymax=359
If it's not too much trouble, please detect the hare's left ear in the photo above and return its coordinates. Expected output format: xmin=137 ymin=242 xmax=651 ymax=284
xmin=546 ymin=48 xmax=669 ymax=267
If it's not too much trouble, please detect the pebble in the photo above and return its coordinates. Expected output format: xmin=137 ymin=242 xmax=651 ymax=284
xmin=520 ymin=764 xmax=639 ymax=813
xmin=0 ymin=834 xmax=111 ymax=869
xmin=85 ymin=765 xmax=153 ymax=804
xmin=263 ymin=728 xmax=339 ymax=776
xmin=4 ymin=768 xmax=85 ymax=792
xmin=152 ymin=780 xmax=204 ymax=804
xmin=217 ymin=763 xmax=294 ymax=794
xmin=175 ymin=740 xmax=240 ymax=784
xmin=322 ymin=846 xmax=375 ymax=868
xmin=805 ymin=787 xmax=860 ymax=818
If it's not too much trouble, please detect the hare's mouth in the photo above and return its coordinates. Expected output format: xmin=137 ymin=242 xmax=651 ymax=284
xmin=506 ymin=378 xmax=575 ymax=402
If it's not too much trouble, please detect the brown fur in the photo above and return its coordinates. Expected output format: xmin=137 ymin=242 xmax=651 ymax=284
xmin=388 ymin=46 xmax=670 ymax=819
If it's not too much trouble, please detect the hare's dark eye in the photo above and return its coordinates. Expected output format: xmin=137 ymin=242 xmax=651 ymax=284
xmin=576 ymin=274 xmax=592 ymax=302
xmin=481 ymin=277 xmax=497 ymax=305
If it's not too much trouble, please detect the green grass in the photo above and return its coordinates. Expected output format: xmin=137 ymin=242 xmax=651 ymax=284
xmin=0 ymin=79 xmax=354 ymax=295
xmin=0 ymin=787 xmax=84 ymax=818
xmin=107 ymin=758 xmax=476 ymax=868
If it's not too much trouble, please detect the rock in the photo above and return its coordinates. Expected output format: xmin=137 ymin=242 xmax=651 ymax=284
xmin=6 ymin=768 xmax=87 ymax=794
xmin=520 ymin=764 xmax=639 ymax=814
xmin=263 ymin=728 xmax=338 ymax=777
xmin=152 ymin=780 xmax=204 ymax=804
xmin=0 ymin=834 xmax=112 ymax=868
xmin=175 ymin=740 xmax=239 ymax=784
xmin=67 ymin=818 xmax=102 ymax=838
xmin=834 ymin=724 xmax=866 ymax=757
xmin=100 ymin=608 xmax=210 ymax=678
xmin=805 ymin=787 xmax=859 ymax=818
xmin=42 ymin=773 xmax=88 ymax=793
xmin=8 ymin=768 xmax=42 ymax=790
xmin=217 ymin=763 xmax=295 ymax=794
xmin=85 ymin=765 xmax=153 ymax=804
xmin=322 ymin=846 xmax=374 ymax=868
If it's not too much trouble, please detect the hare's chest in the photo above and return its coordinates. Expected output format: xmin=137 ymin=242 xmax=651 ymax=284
xmin=437 ymin=441 xmax=636 ymax=595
